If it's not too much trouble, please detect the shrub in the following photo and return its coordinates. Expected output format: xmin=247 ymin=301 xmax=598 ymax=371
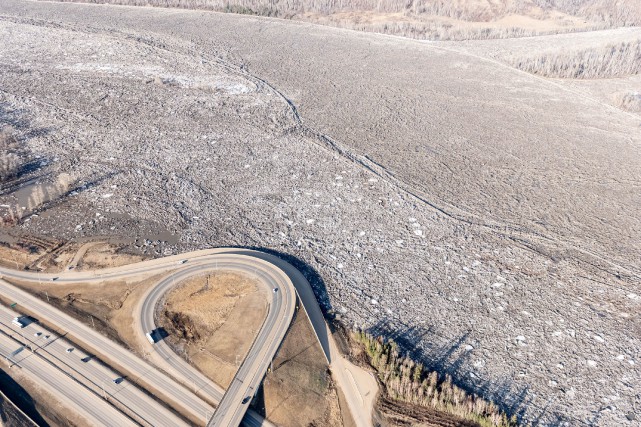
xmin=353 ymin=331 xmax=519 ymax=427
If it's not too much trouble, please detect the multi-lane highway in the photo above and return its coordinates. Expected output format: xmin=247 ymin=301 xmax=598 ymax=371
xmin=0 ymin=276 xmax=215 ymax=425
xmin=0 ymin=304 xmax=189 ymax=427
xmin=0 ymin=248 xmax=374 ymax=427
xmin=0 ymin=315 xmax=138 ymax=427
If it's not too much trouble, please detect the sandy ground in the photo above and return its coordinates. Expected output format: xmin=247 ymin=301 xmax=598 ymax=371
xmin=0 ymin=2 xmax=640 ymax=425
xmin=158 ymin=272 xmax=268 ymax=388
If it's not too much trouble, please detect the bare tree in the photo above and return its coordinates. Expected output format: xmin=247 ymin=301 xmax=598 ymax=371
xmin=0 ymin=127 xmax=26 ymax=183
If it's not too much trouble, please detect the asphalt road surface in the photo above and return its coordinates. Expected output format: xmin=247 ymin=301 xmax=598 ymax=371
xmin=0 ymin=304 xmax=189 ymax=426
xmin=0 ymin=248 xmax=372 ymax=426
xmin=0 ymin=320 xmax=137 ymax=427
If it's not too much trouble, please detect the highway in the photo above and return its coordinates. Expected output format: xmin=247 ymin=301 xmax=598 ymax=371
xmin=0 ymin=248 xmax=374 ymax=427
xmin=0 ymin=319 xmax=137 ymax=427
xmin=0 ymin=276 xmax=215 ymax=425
xmin=0 ymin=304 xmax=189 ymax=426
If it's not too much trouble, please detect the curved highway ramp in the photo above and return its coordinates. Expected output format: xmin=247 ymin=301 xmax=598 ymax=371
xmin=0 ymin=248 xmax=374 ymax=427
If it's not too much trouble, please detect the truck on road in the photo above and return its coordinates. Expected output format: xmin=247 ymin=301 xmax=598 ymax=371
xmin=12 ymin=316 xmax=27 ymax=328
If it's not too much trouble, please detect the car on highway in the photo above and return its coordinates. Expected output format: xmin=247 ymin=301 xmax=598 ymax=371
xmin=34 ymin=332 xmax=42 ymax=337
xmin=273 ymin=288 xmax=278 ymax=293
xmin=178 ymin=259 xmax=188 ymax=264
xmin=242 ymin=396 xmax=251 ymax=404
xmin=51 ymin=277 xmax=59 ymax=281
xmin=113 ymin=377 xmax=124 ymax=385
xmin=66 ymin=347 xmax=74 ymax=353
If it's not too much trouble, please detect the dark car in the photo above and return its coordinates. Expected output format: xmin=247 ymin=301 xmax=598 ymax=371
xmin=242 ymin=396 xmax=251 ymax=404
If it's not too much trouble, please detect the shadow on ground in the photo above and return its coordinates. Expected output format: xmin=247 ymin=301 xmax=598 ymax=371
xmin=0 ymin=367 xmax=50 ymax=426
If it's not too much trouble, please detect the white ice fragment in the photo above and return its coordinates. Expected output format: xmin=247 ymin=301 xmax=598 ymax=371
xmin=370 ymin=298 xmax=378 ymax=305
xmin=492 ymin=282 xmax=503 ymax=288
xmin=587 ymin=360 xmax=597 ymax=367
xmin=306 ymin=219 xmax=315 ymax=225
xmin=516 ymin=335 xmax=526 ymax=342
xmin=593 ymin=335 xmax=605 ymax=343
xmin=359 ymin=231 xmax=366 ymax=236
xmin=102 ymin=193 xmax=113 ymax=199
xmin=465 ymin=345 xmax=474 ymax=351
xmin=414 ymin=229 xmax=423 ymax=236
xmin=616 ymin=355 xmax=625 ymax=361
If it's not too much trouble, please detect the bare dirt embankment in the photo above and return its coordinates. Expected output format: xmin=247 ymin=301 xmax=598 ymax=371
xmin=158 ymin=272 xmax=268 ymax=388
xmin=157 ymin=272 xmax=347 ymax=426
xmin=260 ymin=307 xmax=345 ymax=427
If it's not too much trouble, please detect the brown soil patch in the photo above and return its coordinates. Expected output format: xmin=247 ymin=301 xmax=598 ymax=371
xmin=7 ymin=274 xmax=163 ymax=351
xmin=158 ymin=271 xmax=268 ymax=388
xmin=258 ymin=307 xmax=343 ymax=427
xmin=75 ymin=243 xmax=144 ymax=271
xmin=378 ymin=397 xmax=481 ymax=427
